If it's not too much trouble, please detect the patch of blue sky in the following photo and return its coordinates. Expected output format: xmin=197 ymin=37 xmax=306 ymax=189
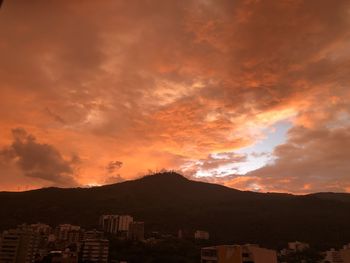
xmin=194 ymin=120 xmax=292 ymax=178
xmin=235 ymin=120 xmax=292 ymax=174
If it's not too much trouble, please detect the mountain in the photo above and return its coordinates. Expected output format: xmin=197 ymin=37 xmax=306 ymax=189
xmin=1 ymin=172 xmax=350 ymax=249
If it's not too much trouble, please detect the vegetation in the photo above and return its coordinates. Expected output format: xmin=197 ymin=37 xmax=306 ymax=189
xmin=1 ymin=172 xmax=350 ymax=249
xmin=108 ymin=238 xmax=200 ymax=263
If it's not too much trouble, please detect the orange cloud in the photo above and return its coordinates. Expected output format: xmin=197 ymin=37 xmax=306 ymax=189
xmin=0 ymin=0 xmax=350 ymax=192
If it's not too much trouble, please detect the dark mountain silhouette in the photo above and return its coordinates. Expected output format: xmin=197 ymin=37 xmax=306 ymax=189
xmin=1 ymin=172 xmax=350 ymax=249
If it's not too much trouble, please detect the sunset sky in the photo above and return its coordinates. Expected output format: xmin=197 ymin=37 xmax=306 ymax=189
xmin=1 ymin=0 xmax=350 ymax=193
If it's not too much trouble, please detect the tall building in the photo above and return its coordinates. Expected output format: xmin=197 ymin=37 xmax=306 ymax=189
xmin=29 ymin=223 xmax=51 ymax=236
xmin=55 ymin=224 xmax=81 ymax=241
xmin=99 ymin=215 xmax=119 ymax=234
xmin=17 ymin=223 xmax=52 ymax=260
xmin=128 ymin=222 xmax=144 ymax=241
xmin=0 ymin=228 xmax=40 ymax=263
xmin=66 ymin=230 xmax=83 ymax=246
xmin=84 ymin=230 xmax=104 ymax=240
xmin=99 ymin=215 xmax=134 ymax=237
xmin=81 ymin=239 xmax=109 ymax=263
xmin=0 ymin=229 xmax=20 ymax=263
xmin=195 ymin=230 xmax=210 ymax=240
xmin=118 ymin=215 xmax=134 ymax=232
xmin=201 ymin=244 xmax=277 ymax=263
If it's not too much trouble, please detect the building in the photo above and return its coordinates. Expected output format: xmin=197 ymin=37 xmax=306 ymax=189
xmin=0 ymin=229 xmax=21 ymax=263
xmin=195 ymin=230 xmax=210 ymax=240
xmin=66 ymin=230 xmax=83 ymax=247
xmin=48 ymin=249 xmax=78 ymax=263
xmin=118 ymin=215 xmax=134 ymax=232
xmin=324 ymin=249 xmax=344 ymax=263
xmin=99 ymin=215 xmax=134 ymax=237
xmin=128 ymin=222 xmax=144 ymax=241
xmin=55 ymin=224 xmax=81 ymax=241
xmin=341 ymin=245 xmax=350 ymax=263
xmin=29 ymin=223 xmax=51 ymax=236
xmin=99 ymin=215 xmax=119 ymax=234
xmin=201 ymin=244 xmax=277 ymax=263
xmin=288 ymin=241 xmax=310 ymax=252
xmin=0 ymin=228 xmax=40 ymax=263
xmin=242 ymin=245 xmax=278 ymax=263
xmin=84 ymin=230 xmax=104 ymax=240
xmin=81 ymin=239 xmax=109 ymax=263
xmin=324 ymin=247 xmax=350 ymax=263
xmin=17 ymin=223 xmax=52 ymax=260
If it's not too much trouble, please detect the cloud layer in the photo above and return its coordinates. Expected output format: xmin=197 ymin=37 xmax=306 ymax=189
xmin=0 ymin=128 xmax=78 ymax=187
xmin=0 ymin=0 xmax=350 ymax=192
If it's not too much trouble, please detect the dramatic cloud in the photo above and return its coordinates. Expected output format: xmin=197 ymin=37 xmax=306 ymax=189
xmin=102 ymin=160 xmax=125 ymax=185
xmin=0 ymin=128 xmax=79 ymax=187
xmin=245 ymin=125 xmax=350 ymax=193
xmin=106 ymin=161 xmax=123 ymax=174
xmin=0 ymin=0 xmax=350 ymax=192
xmin=181 ymin=152 xmax=247 ymax=177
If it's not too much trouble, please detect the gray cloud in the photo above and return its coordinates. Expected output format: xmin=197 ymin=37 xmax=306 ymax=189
xmin=181 ymin=152 xmax=247 ymax=177
xmin=106 ymin=160 xmax=123 ymax=174
xmin=245 ymin=125 xmax=350 ymax=193
xmin=45 ymin=107 xmax=66 ymax=124
xmin=0 ymin=128 xmax=79 ymax=187
xmin=197 ymin=152 xmax=246 ymax=171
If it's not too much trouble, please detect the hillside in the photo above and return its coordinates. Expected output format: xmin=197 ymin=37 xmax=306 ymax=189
xmin=1 ymin=172 xmax=350 ymax=249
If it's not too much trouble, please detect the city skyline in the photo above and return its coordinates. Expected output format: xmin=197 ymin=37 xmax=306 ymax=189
xmin=1 ymin=0 xmax=350 ymax=193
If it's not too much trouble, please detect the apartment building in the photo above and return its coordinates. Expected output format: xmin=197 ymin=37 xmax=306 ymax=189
xmin=201 ymin=244 xmax=277 ymax=263
xmin=0 ymin=228 xmax=40 ymax=263
xmin=81 ymin=238 xmax=109 ymax=263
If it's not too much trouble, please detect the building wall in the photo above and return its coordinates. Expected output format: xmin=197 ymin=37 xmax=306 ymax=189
xmin=0 ymin=230 xmax=20 ymax=263
xmin=84 ymin=230 xmax=104 ymax=240
xmin=109 ymin=216 xmax=119 ymax=234
xmin=99 ymin=215 xmax=120 ymax=234
xmin=324 ymin=249 xmax=344 ymax=263
xmin=340 ymin=249 xmax=350 ymax=263
xmin=118 ymin=215 xmax=133 ymax=232
xmin=247 ymin=245 xmax=278 ymax=263
xmin=99 ymin=215 xmax=134 ymax=237
xmin=29 ymin=223 xmax=51 ymax=236
xmin=0 ymin=229 xmax=40 ymax=263
xmin=217 ymin=246 xmax=242 ymax=263
xmin=201 ymin=245 xmax=277 ymax=263
xmin=201 ymin=245 xmax=242 ymax=263
xmin=82 ymin=239 xmax=109 ymax=263
xmin=56 ymin=225 xmax=80 ymax=241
